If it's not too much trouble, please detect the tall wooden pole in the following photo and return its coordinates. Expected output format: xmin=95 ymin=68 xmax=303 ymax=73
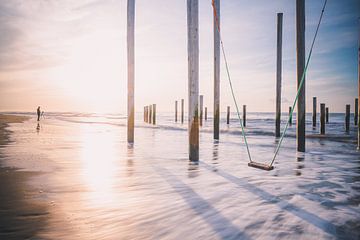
xmin=187 ymin=0 xmax=199 ymax=161
xmin=213 ymin=0 xmax=220 ymax=140
xmin=358 ymin=18 xmax=360 ymax=149
xmin=127 ymin=0 xmax=135 ymax=143
xmin=275 ymin=12 xmax=283 ymax=138
xmin=200 ymin=95 xmax=204 ymax=126
xmin=320 ymin=103 xmax=325 ymax=134
xmin=181 ymin=99 xmax=184 ymax=124
xmin=312 ymin=97 xmax=317 ymax=128
xmin=175 ymin=100 xmax=178 ymax=122
xmin=296 ymin=0 xmax=306 ymax=152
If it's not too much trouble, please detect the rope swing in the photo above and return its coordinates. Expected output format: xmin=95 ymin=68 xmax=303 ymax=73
xmin=211 ymin=0 xmax=328 ymax=170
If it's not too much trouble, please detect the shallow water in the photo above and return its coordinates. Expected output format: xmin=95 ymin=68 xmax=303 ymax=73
xmin=1 ymin=112 xmax=359 ymax=239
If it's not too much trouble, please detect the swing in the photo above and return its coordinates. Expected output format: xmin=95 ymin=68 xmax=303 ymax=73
xmin=211 ymin=0 xmax=328 ymax=170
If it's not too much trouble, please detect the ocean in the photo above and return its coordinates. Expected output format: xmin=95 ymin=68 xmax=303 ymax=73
xmin=0 ymin=111 xmax=359 ymax=239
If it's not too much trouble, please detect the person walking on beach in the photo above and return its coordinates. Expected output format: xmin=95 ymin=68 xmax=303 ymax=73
xmin=37 ymin=106 xmax=41 ymax=121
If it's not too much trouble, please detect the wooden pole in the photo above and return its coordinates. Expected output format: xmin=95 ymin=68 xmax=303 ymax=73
xmin=181 ymin=98 xmax=184 ymax=124
xmin=145 ymin=106 xmax=147 ymax=123
xmin=296 ymin=0 xmax=306 ymax=152
xmin=187 ymin=0 xmax=199 ymax=161
xmin=213 ymin=0 xmax=220 ymax=140
xmin=226 ymin=106 xmax=230 ymax=125
xmin=175 ymin=100 xmax=178 ymax=122
xmin=326 ymin=107 xmax=329 ymax=123
xmin=127 ymin=0 xmax=135 ymax=143
xmin=200 ymin=95 xmax=203 ymax=126
xmin=346 ymin=104 xmax=350 ymax=133
xmin=149 ymin=104 xmax=152 ymax=124
xmin=355 ymin=98 xmax=358 ymax=126
xmin=312 ymin=97 xmax=317 ymax=128
xmin=144 ymin=106 xmax=146 ymax=122
xmin=320 ymin=103 xmax=325 ymax=134
xmin=152 ymin=104 xmax=156 ymax=125
xmin=275 ymin=12 xmax=283 ymax=138
xmin=205 ymin=107 xmax=207 ymax=120
xmin=243 ymin=105 xmax=246 ymax=127
xmin=289 ymin=106 xmax=292 ymax=126
xmin=358 ymin=18 xmax=360 ymax=149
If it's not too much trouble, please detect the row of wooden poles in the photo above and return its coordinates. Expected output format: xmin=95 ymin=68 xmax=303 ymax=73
xmin=144 ymin=104 xmax=156 ymax=125
xmin=127 ymin=0 xmax=360 ymax=161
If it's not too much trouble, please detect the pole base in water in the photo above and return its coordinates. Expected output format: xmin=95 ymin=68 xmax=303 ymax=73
xmin=248 ymin=162 xmax=274 ymax=171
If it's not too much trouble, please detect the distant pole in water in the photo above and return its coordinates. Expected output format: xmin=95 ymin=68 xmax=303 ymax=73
xmin=312 ymin=97 xmax=317 ymax=128
xmin=243 ymin=105 xmax=247 ymax=127
xmin=187 ymin=0 xmax=199 ymax=161
xmin=149 ymin=104 xmax=152 ymax=124
xmin=320 ymin=103 xmax=325 ymax=135
xmin=326 ymin=107 xmax=329 ymax=123
xmin=152 ymin=104 xmax=156 ymax=125
xmin=346 ymin=104 xmax=350 ymax=133
xmin=205 ymin=107 xmax=208 ymax=121
xmin=213 ymin=0 xmax=220 ymax=140
xmin=175 ymin=100 xmax=178 ymax=122
xmin=200 ymin=95 xmax=203 ymax=126
xmin=275 ymin=12 xmax=283 ymax=138
xmin=226 ymin=106 xmax=230 ymax=125
xmin=355 ymin=98 xmax=358 ymax=126
xmin=289 ymin=106 xmax=293 ymax=126
xmin=127 ymin=0 xmax=135 ymax=143
xmin=296 ymin=0 xmax=306 ymax=152
xmin=181 ymin=99 xmax=184 ymax=124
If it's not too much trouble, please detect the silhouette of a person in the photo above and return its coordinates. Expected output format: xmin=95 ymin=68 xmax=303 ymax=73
xmin=37 ymin=106 xmax=41 ymax=121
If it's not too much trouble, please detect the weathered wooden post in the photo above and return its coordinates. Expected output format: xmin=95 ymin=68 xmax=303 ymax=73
xmin=357 ymin=18 xmax=360 ymax=150
xmin=243 ymin=105 xmax=247 ymax=127
xmin=355 ymin=98 xmax=358 ymax=125
xmin=127 ymin=0 xmax=135 ymax=143
xmin=175 ymin=100 xmax=178 ymax=122
xmin=213 ymin=0 xmax=220 ymax=140
xmin=226 ymin=106 xmax=230 ymax=125
xmin=320 ymin=103 xmax=325 ymax=134
xmin=200 ymin=95 xmax=204 ymax=126
xmin=275 ymin=12 xmax=283 ymax=138
xmin=152 ymin=104 xmax=156 ymax=125
xmin=205 ymin=107 xmax=208 ymax=120
xmin=326 ymin=107 xmax=329 ymax=123
xmin=312 ymin=97 xmax=317 ymax=128
xmin=187 ymin=0 xmax=199 ymax=161
xmin=358 ymin=18 xmax=360 ymax=149
xmin=346 ymin=104 xmax=350 ymax=133
xmin=296 ymin=0 xmax=306 ymax=152
xmin=149 ymin=104 xmax=152 ymax=124
xmin=289 ymin=106 xmax=293 ymax=126
xmin=181 ymin=99 xmax=184 ymax=124
xmin=145 ymin=106 xmax=147 ymax=123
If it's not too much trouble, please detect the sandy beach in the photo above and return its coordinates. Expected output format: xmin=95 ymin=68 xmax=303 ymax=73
xmin=0 ymin=115 xmax=50 ymax=240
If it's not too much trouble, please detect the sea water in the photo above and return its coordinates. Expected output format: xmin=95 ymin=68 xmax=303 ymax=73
xmin=1 ymin=112 xmax=359 ymax=239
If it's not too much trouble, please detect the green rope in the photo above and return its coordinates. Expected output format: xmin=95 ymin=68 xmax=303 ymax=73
xmin=212 ymin=1 xmax=252 ymax=162
xmin=270 ymin=0 xmax=328 ymax=167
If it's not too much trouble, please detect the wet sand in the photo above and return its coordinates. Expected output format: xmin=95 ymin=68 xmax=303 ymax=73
xmin=0 ymin=115 xmax=49 ymax=240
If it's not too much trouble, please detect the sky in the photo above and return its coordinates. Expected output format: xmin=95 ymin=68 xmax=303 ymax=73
xmin=0 ymin=0 xmax=359 ymax=113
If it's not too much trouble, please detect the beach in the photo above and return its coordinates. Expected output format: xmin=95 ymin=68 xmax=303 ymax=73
xmin=0 ymin=112 xmax=359 ymax=239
